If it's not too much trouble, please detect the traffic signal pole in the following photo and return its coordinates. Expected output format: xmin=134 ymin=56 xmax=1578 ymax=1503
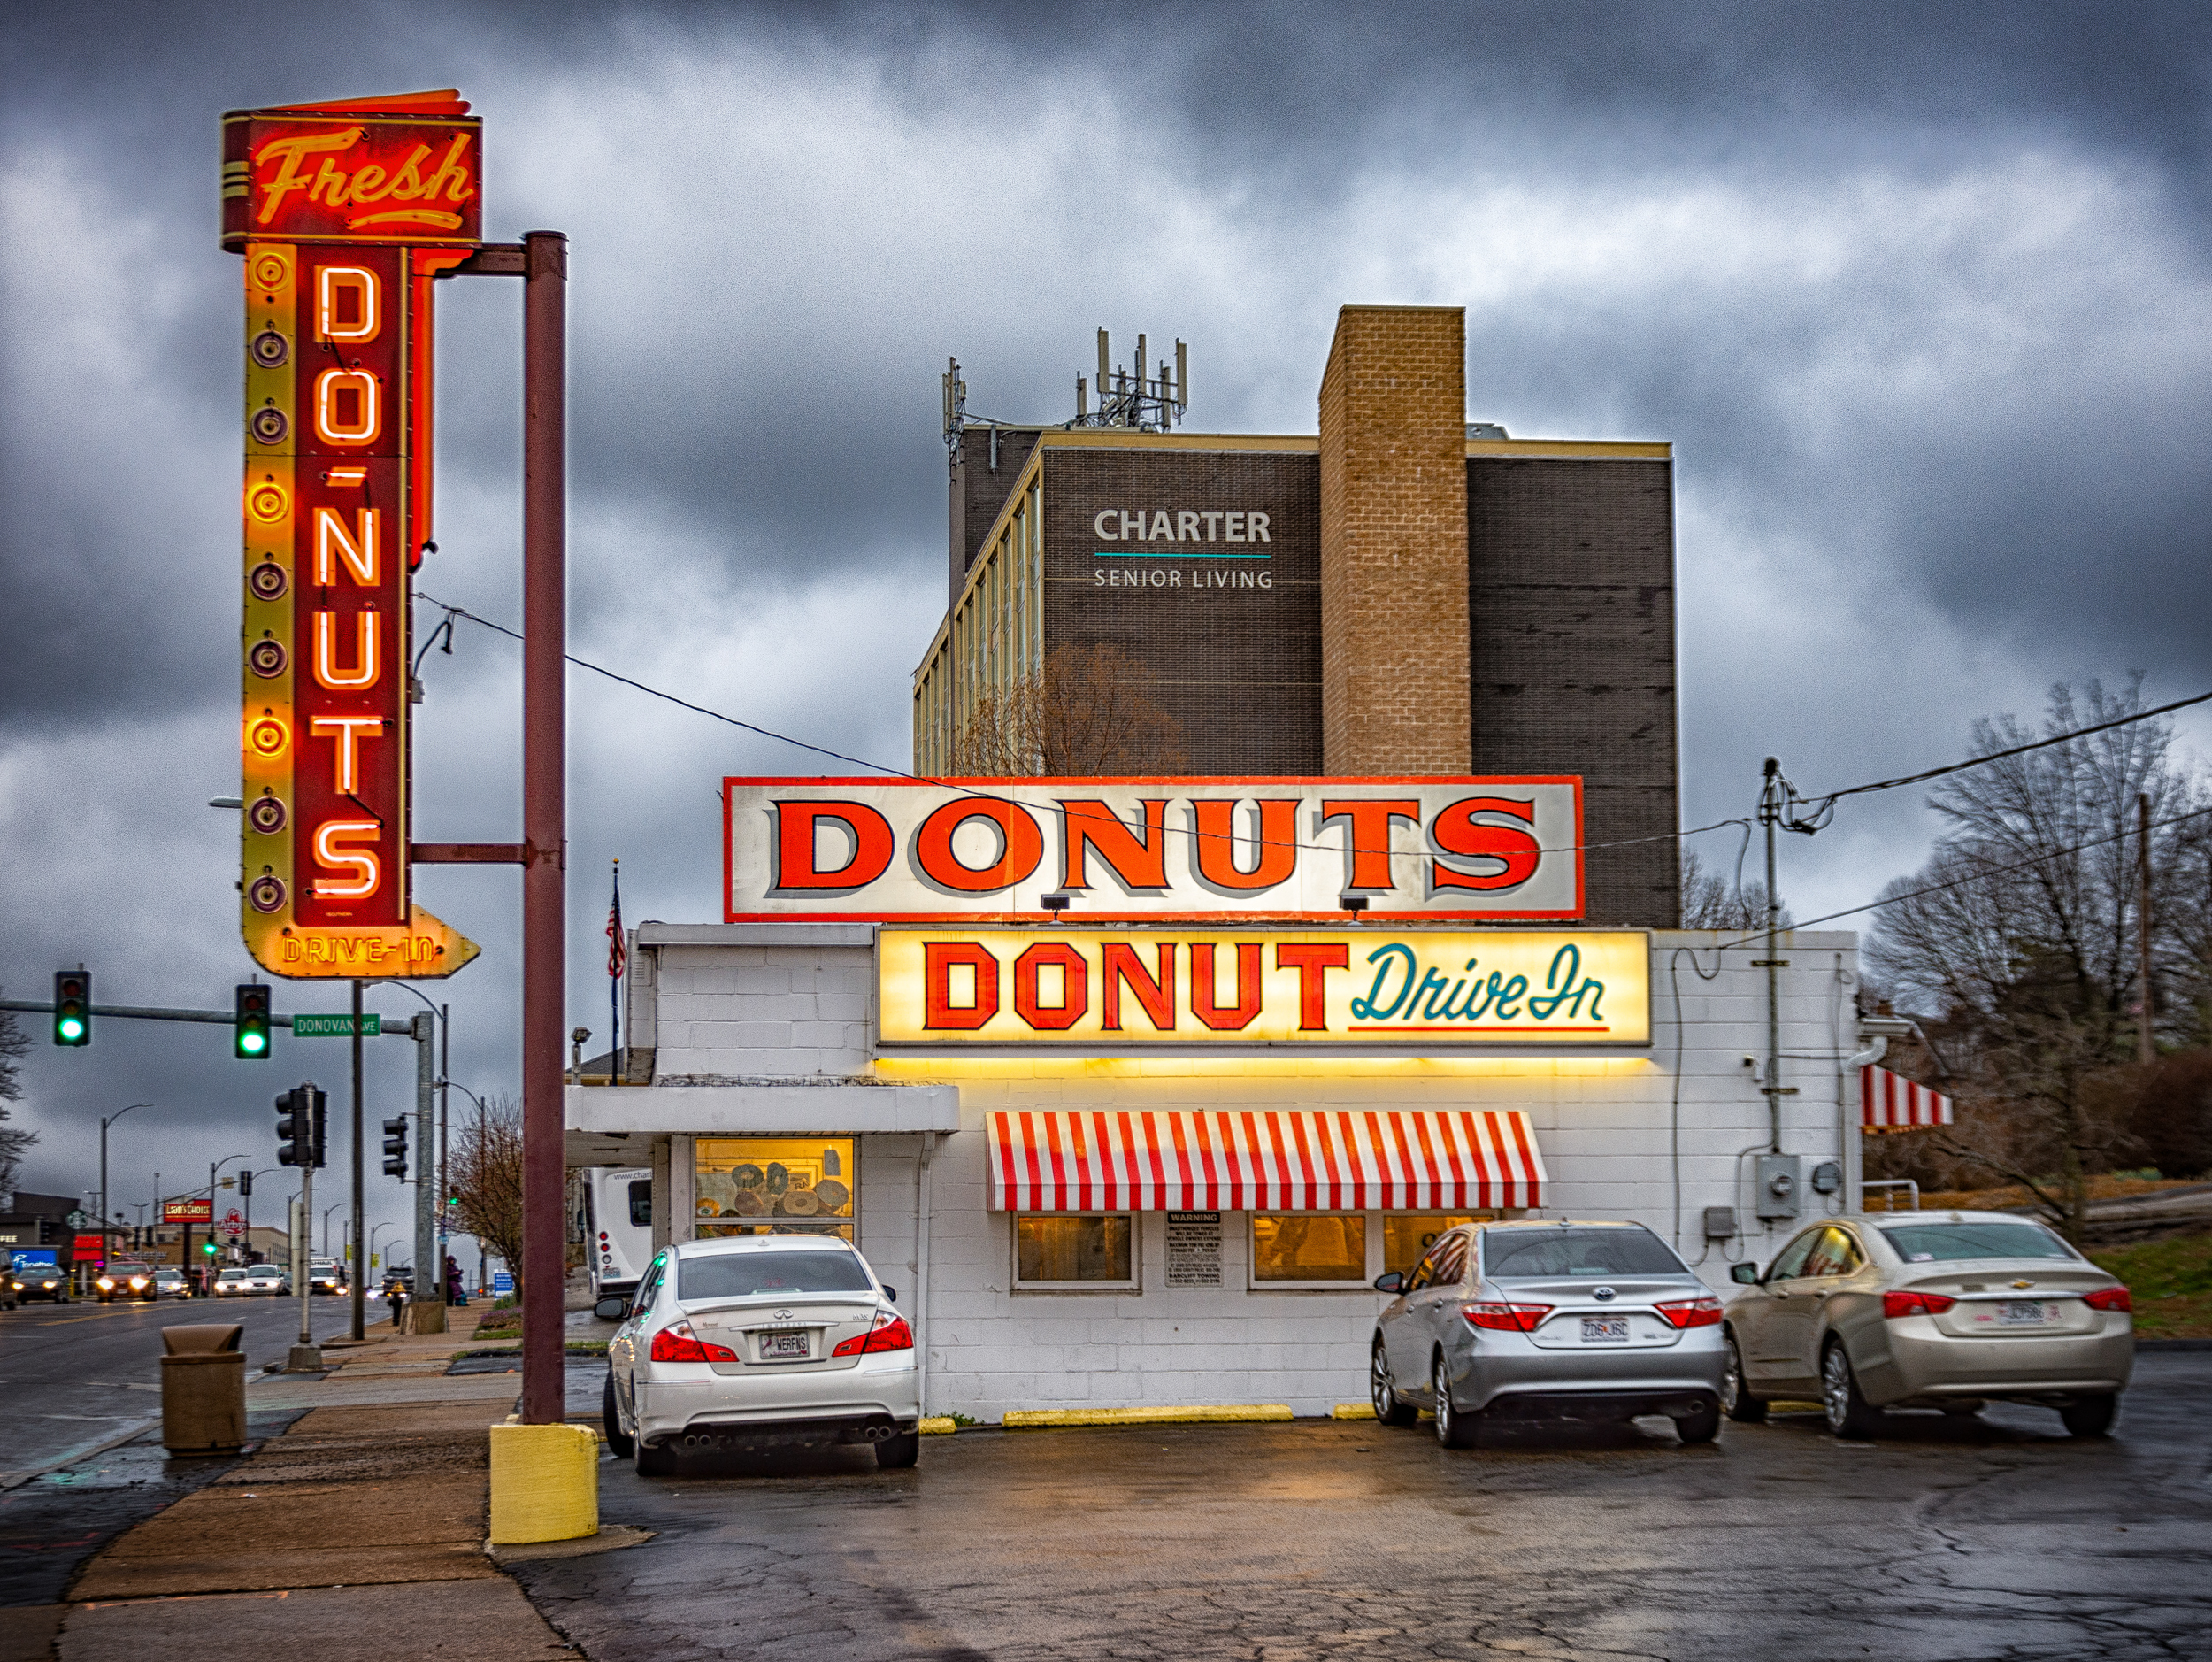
xmin=411 ymin=1012 xmax=438 ymax=1326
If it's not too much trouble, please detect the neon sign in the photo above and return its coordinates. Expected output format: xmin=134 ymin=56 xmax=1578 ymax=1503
xmin=228 ymin=91 xmax=481 ymax=981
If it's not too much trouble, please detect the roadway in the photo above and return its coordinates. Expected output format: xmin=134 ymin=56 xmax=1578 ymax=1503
xmin=0 ymin=1291 xmax=361 ymax=1483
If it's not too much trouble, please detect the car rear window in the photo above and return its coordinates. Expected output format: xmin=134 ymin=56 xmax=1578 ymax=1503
xmin=1484 ymin=1228 xmax=1686 ymax=1278
xmin=677 ymin=1251 xmax=872 ymax=1301
xmin=1878 ymin=1221 xmax=2078 ymax=1263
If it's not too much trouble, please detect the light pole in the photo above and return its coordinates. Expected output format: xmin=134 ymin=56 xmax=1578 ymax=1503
xmin=371 ymin=980 xmax=442 ymax=1317
xmin=323 ymin=1203 xmax=349 ymax=1259
xmin=369 ymin=1220 xmax=396 ymax=1287
xmin=98 ymin=1104 xmax=152 ymax=1244
xmin=208 ymin=1154 xmax=251 ymax=1288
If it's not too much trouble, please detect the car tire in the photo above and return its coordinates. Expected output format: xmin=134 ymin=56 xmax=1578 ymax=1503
xmin=1722 ymin=1330 xmax=1767 ymax=1424
xmin=603 ymin=1373 xmax=634 ymax=1459
xmin=634 ymin=1438 xmax=678 ymax=1477
xmin=1821 ymin=1339 xmax=1883 ymax=1440
xmin=2060 ymin=1395 xmax=2117 ymax=1438
xmin=1432 ymin=1354 xmax=1479 ymax=1450
xmin=875 ymin=1431 xmax=921 ymax=1469
xmin=1371 ymin=1341 xmax=1417 ymax=1427
xmin=1675 ymin=1400 xmax=1722 ymax=1444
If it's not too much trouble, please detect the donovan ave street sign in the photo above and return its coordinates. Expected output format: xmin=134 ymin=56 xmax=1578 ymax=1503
xmin=292 ymin=1012 xmax=381 ymax=1036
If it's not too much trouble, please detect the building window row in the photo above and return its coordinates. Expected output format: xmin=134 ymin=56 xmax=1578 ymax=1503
xmin=1010 ymin=1211 xmax=1488 ymax=1292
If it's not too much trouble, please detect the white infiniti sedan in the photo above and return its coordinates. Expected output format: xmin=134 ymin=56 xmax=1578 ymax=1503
xmin=604 ymin=1235 xmax=921 ymax=1474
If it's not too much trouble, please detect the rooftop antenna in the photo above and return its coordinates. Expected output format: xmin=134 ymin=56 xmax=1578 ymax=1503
xmin=941 ymin=357 xmax=967 ymax=471
xmin=1073 ymin=327 xmax=1187 ymax=432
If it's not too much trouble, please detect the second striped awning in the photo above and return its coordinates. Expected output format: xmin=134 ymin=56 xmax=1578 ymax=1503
xmin=987 ymin=1110 xmax=1548 ymax=1213
xmin=1861 ymin=1064 xmax=1953 ymax=1127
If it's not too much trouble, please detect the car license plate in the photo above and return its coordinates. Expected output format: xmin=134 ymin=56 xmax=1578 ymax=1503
xmin=757 ymin=1331 xmax=810 ymax=1361
xmin=1998 ymin=1302 xmax=2054 ymax=1327
xmin=1580 ymin=1317 xmax=1629 ymax=1343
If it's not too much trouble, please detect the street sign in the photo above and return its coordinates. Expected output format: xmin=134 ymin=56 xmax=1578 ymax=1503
xmin=227 ymin=91 xmax=482 ymax=984
xmin=492 ymin=1270 xmax=513 ymax=1296
xmin=292 ymin=1012 xmax=381 ymax=1037
xmin=163 ymin=1198 xmax=214 ymax=1224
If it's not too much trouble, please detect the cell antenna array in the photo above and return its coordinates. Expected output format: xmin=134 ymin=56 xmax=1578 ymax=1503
xmin=1074 ymin=328 xmax=1187 ymax=432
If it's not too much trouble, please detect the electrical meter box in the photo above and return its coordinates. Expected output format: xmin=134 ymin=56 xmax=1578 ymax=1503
xmin=1755 ymin=1154 xmax=1803 ymax=1221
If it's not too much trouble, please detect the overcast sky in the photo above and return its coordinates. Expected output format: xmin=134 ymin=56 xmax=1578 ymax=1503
xmin=4 ymin=2 xmax=2208 ymax=1238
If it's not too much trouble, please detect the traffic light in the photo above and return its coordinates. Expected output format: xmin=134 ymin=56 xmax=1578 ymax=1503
xmin=381 ymin=1116 xmax=410 ymax=1181
xmin=237 ymin=1169 xmax=253 ymax=1198
xmin=234 ymin=982 xmax=272 ymax=1059
xmin=201 ymin=1240 xmax=217 ymax=1258
xmin=52 ymin=970 xmax=90 ymax=1046
xmin=276 ymin=1084 xmax=326 ymax=1169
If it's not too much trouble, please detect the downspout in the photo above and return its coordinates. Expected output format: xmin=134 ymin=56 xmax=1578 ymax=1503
xmin=916 ymin=1131 xmax=936 ymax=1418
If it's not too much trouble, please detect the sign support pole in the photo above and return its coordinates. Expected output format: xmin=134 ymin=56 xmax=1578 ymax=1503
xmin=519 ymin=230 xmax=568 ymax=1426
xmin=351 ymin=977 xmax=366 ymax=1342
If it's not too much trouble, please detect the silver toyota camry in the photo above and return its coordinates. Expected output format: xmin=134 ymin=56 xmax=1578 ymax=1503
xmin=1723 ymin=1212 xmax=2133 ymax=1439
xmin=1370 ymin=1220 xmax=1729 ymax=1447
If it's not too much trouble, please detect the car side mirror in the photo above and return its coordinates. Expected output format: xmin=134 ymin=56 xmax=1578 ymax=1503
xmin=1730 ymin=1262 xmax=1760 ymax=1285
xmin=1372 ymin=1271 xmax=1406 ymax=1294
xmin=881 ymin=1286 xmax=896 ymax=1304
xmin=594 ymin=1295 xmax=630 ymax=1321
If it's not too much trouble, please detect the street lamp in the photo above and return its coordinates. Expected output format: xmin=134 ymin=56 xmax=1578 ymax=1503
xmin=323 ymin=1203 xmax=349 ymax=1258
xmin=369 ymin=1220 xmax=396 ymax=1284
xmin=206 ymin=1153 xmax=252 ymax=1287
xmin=98 ymin=1104 xmax=152 ymax=1242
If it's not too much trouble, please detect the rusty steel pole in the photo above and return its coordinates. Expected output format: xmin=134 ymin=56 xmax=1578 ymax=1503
xmin=519 ymin=231 xmax=569 ymax=1424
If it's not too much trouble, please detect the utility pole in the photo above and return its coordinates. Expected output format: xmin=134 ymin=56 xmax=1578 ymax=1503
xmin=350 ymin=978 xmax=365 ymax=1342
xmin=438 ymin=1002 xmax=451 ymax=1298
xmin=411 ymin=1011 xmax=439 ymax=1325
xmin=2139 ymin=791 xmax=2156 ymax=1066
xmin=1757 ymin=758 xmax=1786 ymax=1151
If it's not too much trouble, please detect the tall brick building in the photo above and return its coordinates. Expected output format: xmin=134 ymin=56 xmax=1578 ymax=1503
xmin=911 ymin=305 xmax=1679 ymax=926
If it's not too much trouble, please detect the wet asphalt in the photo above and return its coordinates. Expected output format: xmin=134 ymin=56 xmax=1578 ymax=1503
xmin=510 ymin=1351 xmax=2212 ymax=1662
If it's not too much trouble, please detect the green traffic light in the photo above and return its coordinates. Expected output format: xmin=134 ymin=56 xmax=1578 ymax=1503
xmin=240 ymin=1031 xmax=267 ymax=1054
xmin=57 ymin=1016 xmax=85 ymax=1042
xmin=201 ymin=1242 xmax=216 ymax=1256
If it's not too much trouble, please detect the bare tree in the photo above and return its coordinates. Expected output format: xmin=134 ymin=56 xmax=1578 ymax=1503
xmin=449 ymin=1095 xmax=524 ymax=1295
xmin=951 ymin=643 xmax=1190 ymax=777
xmin=1868 ymin=678 xmax=2208 ymax=1237
xmin=1679 ymin=846 xmax=1790 ymax=931
xmin=0 ymin=1005 xmax=35 ymax=1204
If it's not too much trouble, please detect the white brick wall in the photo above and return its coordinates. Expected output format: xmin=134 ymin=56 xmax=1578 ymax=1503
xmin=625 ymin=926 xmax=1864 ymax=1420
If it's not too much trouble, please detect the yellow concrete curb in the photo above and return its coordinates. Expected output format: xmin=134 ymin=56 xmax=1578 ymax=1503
xmin=1332 ymin=1403 xmax=1377 ymax=1420
xmin=488 ymin=1423 xmax=600 ymax=1545
xmin=918 ymin=1416 xmax=959 ymax=1435
xmin=1001 ymin=1404 xmax=1294 ymax=1429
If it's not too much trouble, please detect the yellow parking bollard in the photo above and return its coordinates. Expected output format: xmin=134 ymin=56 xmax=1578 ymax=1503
xmin=488 ymin=1423 xmax=600 ymax=1544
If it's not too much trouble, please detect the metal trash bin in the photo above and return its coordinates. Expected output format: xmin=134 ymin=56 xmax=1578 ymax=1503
xmin=161 ymin=1323 xmax=246 ymax=1454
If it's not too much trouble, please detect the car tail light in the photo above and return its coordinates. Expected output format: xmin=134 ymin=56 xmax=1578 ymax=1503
xmin=1461 ymin=1302 xmax=1552 ymax=1333
xmin=1882 ymin=1289 xmax=1958 ymax=1320
xmin=649 ymin=1320 xmax=738 ymax=1364
xmin=832 ymin=1310 xmax=916 ymax=1357
xmin=2084 ymin=1286 xmax=2131 ymax=1313
xmin=1654 ymin=1295 xmax=1724 ymax=1328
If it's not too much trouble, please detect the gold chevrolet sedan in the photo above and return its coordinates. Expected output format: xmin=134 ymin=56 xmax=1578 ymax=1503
xmin=1723 ymin=1212 xmax=2133 ymax=1439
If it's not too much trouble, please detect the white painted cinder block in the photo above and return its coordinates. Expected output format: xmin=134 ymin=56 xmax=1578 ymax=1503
xmin=616 ymin=926 xmax=1863 ymax=1420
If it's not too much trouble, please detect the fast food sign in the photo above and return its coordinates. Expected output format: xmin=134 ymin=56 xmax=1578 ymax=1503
xmin=724 ymin=777 xmax=1584 ymax=922
xmin=227 ymin=92 xmax=480 ymax=980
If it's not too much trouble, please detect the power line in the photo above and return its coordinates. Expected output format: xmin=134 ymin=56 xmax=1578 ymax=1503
xmin=412 ymin=590 xmax=1750 ymax=862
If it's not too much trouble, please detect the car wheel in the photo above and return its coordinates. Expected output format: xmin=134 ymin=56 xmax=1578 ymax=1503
xmin=1821 ymin=1340 xmax=1882 ymax=1440
xmin=1432 ymin=1353 xmax=1478 ymax=1450
xmin=634 ymin=1438 xmax=678 ymax=1477
xmin=1722 ymin=1330 xmax=1767 ymax=1424
xmin=875 ymin=1431 xmax=921 ymax=1469
xmin=1674 ymin=1399 xmax=1722 ymax=1444
xmin=1371 ymin=1341 xmax=1417 ymax=1427
xmin=2060 ymin=1395 xmax=2117 ymax=1438
xmin=602 ymin=1373 xmax=634 ymax=1459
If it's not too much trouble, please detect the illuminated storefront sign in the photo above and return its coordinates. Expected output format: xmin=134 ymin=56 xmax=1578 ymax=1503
xmin=725 ymin=777 xmax=1584 ymax=922
xmin=227 ymin=92 xmax=480 ymax=980
xmin=877 ymin=928 xmax=1649 ymax=1047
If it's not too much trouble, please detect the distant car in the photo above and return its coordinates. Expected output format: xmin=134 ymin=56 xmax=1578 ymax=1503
xmin=308 ymin=1260 xmax=345 ymax=1296
xmin=1723 ymin=1212 xmax=2134 ymax=1438
xmin=606 ymin=1235 xmax=920 ymax=1475
xmin=242 ymin=1265 xmax=289 ymax=1297
xmin=6 ymin=1255 xmax=70 ymax=1305
xmin=1370 ymin=1220 xmax=1729 ymax=1447
xmin=381 ymin=1267 xmax=413 ymax=1301
xmin=152 ymin=1267 xmax=190 ymax=1300
xmin=212 ymin=1267 xmax=254 ymax=1297
xmin=96 ymin=1267 xmax=157 ymax=1302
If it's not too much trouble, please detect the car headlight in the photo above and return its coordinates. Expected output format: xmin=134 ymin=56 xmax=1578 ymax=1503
xmin=97 ymin=1277 xmax=115 ymax=1289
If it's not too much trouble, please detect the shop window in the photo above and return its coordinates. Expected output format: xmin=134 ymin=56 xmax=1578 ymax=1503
xmin=1014 ymin=1214 xmax=1137 ymax=1289
xmin=695 ymin=1137 xmax=855 ymax=1241
xmin=1250 ymin=1213 xmax=1369 ymax=1287
xmin=1381 ymin=1214 xmax=1485 ymax=1279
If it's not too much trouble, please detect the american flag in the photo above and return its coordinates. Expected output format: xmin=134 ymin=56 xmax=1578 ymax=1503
xmin=607 ymin=859 xmax=626 ymax=981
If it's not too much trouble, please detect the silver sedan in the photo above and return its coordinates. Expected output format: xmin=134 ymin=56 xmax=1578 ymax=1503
xmin=1723 ymin=1212 xmax=2133 ymax=1438
xmin=1370 ymin=1220 xmax=1730 ymax=1447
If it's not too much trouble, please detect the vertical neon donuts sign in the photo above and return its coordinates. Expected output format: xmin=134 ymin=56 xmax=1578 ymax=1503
xmin=224 ymin=90 xmax=483 ymax=979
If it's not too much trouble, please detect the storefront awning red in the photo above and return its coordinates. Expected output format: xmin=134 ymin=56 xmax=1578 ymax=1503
xmin=987 ymin=1110 xmax=1548 ymax=1213
xmin=1861 ymin=1065 xmax=1953 ymax=1127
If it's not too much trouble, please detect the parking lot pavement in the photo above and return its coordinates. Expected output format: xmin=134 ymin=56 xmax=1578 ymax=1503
xmin=508 ymin=1351 xmax=2212 ymax=1662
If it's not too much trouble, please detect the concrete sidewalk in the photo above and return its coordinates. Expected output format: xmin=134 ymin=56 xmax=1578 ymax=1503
xmin=31 ymin=1311 xmax=594 ymax=1662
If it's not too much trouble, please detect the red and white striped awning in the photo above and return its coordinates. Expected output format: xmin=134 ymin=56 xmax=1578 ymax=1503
xmin=986 ymin=1110 xmax=1548 ymax=1213
xmin=1861 ymin=1065 xmax=1953 ymax=1127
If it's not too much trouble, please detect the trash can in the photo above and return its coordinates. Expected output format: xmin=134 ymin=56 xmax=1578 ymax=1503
xmin=161 ymin=1323 xmax=246 ymax=1454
